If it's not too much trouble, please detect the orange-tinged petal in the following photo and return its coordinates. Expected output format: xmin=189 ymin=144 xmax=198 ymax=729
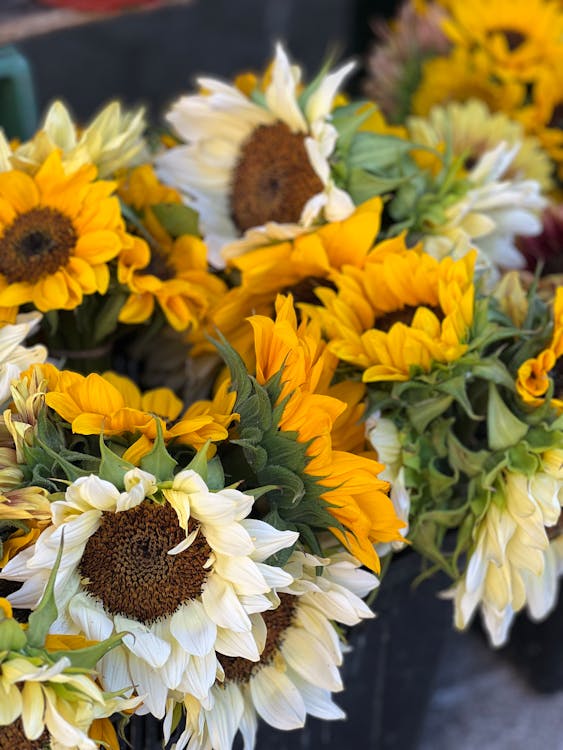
xmin=74 ymin=230 xmax=122 ymax=263
xmin=0 ymin=169 xmax=38 ymax=213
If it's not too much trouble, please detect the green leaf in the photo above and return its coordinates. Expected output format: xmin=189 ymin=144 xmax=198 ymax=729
xmin=0 ymin=617 xmax=27 ymax=652
xmin=151 ymin=203 xmax=200 ymax=238
xmin=347 ymin=132 xmax=418 ymax=171
xmin=447 ymin=432 xmax=489 ymax=477
xmin=206 ymin=456 xmax=225 ymax=491
xmin=506 ymin=444 xmax=541 ymax=476
xmin=140 ymin=419 xmax=177 ymax=482
xmin=487 ymin=383 xmax=528 ymax=451
xmin=99 ymin=436 xmax=135 ymax=490
xmin=436 ymin=376 xmax=483 ymax=421
xmin=27 ymin=533 xmax=65 ymax=648
xmin=471 ymin=359 xmax=516 ymax=390
xmin=347 ymin=167 xmax=410 ymax=203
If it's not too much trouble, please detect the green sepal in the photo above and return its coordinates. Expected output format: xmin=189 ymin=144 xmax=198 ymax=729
xmin=470 ymin=358 xmax=516 ymax=391
xmin=48 ymin=631 xmax=126 ymax=670
xmin=98 ymin=435 xmax=135 ymax=490
xmin=151 ymin=203 xmax=200 ymax=238
xmin=242 ymin=484 xmax=281 ymax=500
xmin=435 ymin=375 xmax=483 ymax=421
xmin=140 ymin=419 xmax=177 ymax=482
xmin=331 ymin=101 xmax=378 ymax=152
xmin=186 ymin=442 xmax=211 ymax=483
xmin=0 ymin=617 xmax=27 ymax=652
xmin=487 ymin=383 xmax=528 ymax=450
xmin=92 ymin=289 xmax=129 ymax=345
xmin=406 ymin=394 xmax=453 ymax=433
xmin=26 ymin=533 xmax=65 ymax=648
xmin=447 ymin=432 xmax=489 ymax=477
xmin=506 ymin=444 xmax=541 ymax=477
xmin=206 ymin=456 xmax=225 ymax=491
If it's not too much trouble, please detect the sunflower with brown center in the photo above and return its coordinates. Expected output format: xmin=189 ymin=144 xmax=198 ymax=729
xmin=0 ymin=468 xmax=298 ymax=720
xmin=301 ymin=244 xmax=475 ymax=383
xmin=166 ymin=551 xmax=378 ymax=750
xmin=156 ymin=43 xmax=356 ymax=268
xmin=0 ymin=151 xmax=126 ymax=313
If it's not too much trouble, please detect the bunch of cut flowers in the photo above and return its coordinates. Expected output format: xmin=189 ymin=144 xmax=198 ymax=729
xmin=0 ymin=1 xmax=563 ymax=744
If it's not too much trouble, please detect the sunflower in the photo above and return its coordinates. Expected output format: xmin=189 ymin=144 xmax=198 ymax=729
xmin=406 ymin=99 xmax=554 ymax=190
xmin=117 ymin=233 xmax=227 ymax=332
xmin=156 ymin=44 xmax=355 ymax=266
xmin=516 ymin=286 xmax=563 ymax=411
xmin=1 ymin=469 xmax=298 ymax=719
xmin=247 ymin=295 xmax=404 ymax=571
xmin=441 ymin=0 xmax=563 ymax=81
xmin=0 ymin=599 xmax=139 ymax=750
xmin=451 ymin=452 xmax=563 ymax=646
xmin=302 ymin=245 xmax=475 ymax=383
xmin=9 ymin=100 xmax=147 ymax=178
xmin=517 ymin=63 xmax=563 ymax=181
xmin=0 ymin=152 xmax=125 ymax=313
xmin=166 ymin=552 xmax=377 ymax=750
xmin=412 ymin=47 xmax=526 ymax=118
xmin=39 ymin=365 xmax=234 ymax=461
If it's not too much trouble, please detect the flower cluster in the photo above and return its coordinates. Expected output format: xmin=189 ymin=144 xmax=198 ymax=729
xmin=0 ymin=8 xmax=562 ymax=745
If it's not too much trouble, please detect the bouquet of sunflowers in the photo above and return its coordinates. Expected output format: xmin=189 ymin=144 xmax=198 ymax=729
xmin=1 ymin=0 xmax=563 ymax=746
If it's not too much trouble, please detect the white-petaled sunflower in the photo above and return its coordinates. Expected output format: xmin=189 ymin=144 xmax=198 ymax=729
xmin=156 ymin=43 xmax=355 ymax=267
xmin=8 ymin=100 xmax=147 ymax=178
xmin=0 ymin=312 xmax=46 ymax=404
xmin=1 ymin=468 xmax=298 ymax=720
xmin=451 ymin=452 xmax=563 ymax=647
xmin=421 ymin=142 xmax=546 ymax=278
xmin=165 ymin=551 xmax=378 ymax=750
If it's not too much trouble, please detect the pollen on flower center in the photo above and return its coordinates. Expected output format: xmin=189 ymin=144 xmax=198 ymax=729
xmin=230 ymin=122 xmax=324 ymax=233
xmin=79 ymin=501 xmax=211 ymax=623
xmin=219 ymin=593 xmax=297 ymax=684
xmin=375 ymin=304 xmax=444 ymax=332
xmin=0 ymin=719 xmax=50 ymax=750
xmin=0 ymin=207 xmax=77 ymax=284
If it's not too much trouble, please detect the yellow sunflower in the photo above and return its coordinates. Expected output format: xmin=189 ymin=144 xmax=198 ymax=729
xmin=117 ymin=232 xmax=227 ymax=332
xmin=441 ymin=0 xmax=563 ymax=80
xmin=248 ymin=295 xmax=404 ymax=571
xmin=302 ymin=244 xmax=475 ymax=382
xmin=0 ymin=151 xmax=125 ymax=313
xmin=412 ymin=47 xmax=526 ymax=118
xmin=37 ymin=364 xmax=235 ymax=462
xmin=516 ymin=286 xmax=563 ymax=410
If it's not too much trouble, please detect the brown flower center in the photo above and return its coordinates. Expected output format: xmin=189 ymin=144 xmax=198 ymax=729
xmin=283 ymin=276 xmax=336 ymax=305
xmin=0 ymin=719 xmax=50 ymax=749
xmin=144 ymin=246 xmax=176 ymax=281
xmin=219 ymin=593 xmax=297 ymax=684
xmin=230 ymin=122 xmax=324 ymax=233
xmin=490 ymin=29 xmax=526 ymax=51
xmin=79 ymin=501 xmax=211 ymax=624
xmin=548 ymin=103 xmax=563 ymax=131
xmin=375 ymin=304 xmax=444 ymax=332
xmin=0 ymin=207 xmax=77 ymax=284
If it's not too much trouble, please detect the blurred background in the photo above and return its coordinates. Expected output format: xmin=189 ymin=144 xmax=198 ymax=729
xmin=3 ymin=2 xmax=563 ymax=748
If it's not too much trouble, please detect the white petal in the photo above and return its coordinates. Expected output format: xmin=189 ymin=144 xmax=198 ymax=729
xmin=214 ymin=555 xmax=269 ymax=595
xmin=250 ymin=665 xmax=306 ymax=730
xmin=170 ymin=600 xmax=217 ymax=657
xmin=68 ymin=592 xmax=114 ymax=641
xmin=215 ymin=626 xmax=260 ymax=661
xmin=206 ymin=682 xmax=244 ymax=750
xmin=281 ymin=628 xmax=342 ymax=691
xmin=265 ymin=44 xmax=307 ymax=133
xmin=201 ymin=573 xmax=251 ymax=631
xmin=243 ymin=519 xmax=298 ymax=562
xmin=114 ymin=616 xmax=171 ymax=668
xmin=98 ymin=645 xmax=133 ymax=695
xmin=305 ymin=60 xmax=355 ymax=123
xmin=203 ymin=521 xmax=254 ymax=557
xmin=128 ymin=654 xmax=169 ymax=719
xmin=288 ymin=667 xmax=346 ymax=720
xmin=178 ymin=650 xmax=218 ymax=705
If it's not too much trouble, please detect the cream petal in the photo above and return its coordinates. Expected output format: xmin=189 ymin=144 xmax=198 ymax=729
xmin=287 ymin=668 xmax=346 ymax=720
xmin=214 ymin=626 xmax=260 ymax=661
xmin=127 ymin=655 xmax=169 ymax=719
xmin=255 ymin=562 xmax=294 ymax=589
xmin=305 ymin=60 xmax=355 ymax=123
xmin=250 ymin=665 xmax=306 ymax=730
xmin=152 ymin=620 xmax=191 ymax=690
xmin=239 ymin=695 xmax=258 ymax=750
xmin=203 ymin=521 xmax=254 ymax=557
xmin=21 ymin=681 xmax=45 ymax=739
xmin=205 ymin=682 xmax=244 ymax=750
xmin=170 ymin=600 xmax=217 ymax=657
xmin=265 ymin=44 xmax=307 ymax=133
xmin=0 ymin=679 xmax=22 ymax=724
xmin=242 ymin=520 xmax=298 ymax=562
xmin=114 ymin=616 xmax=171 ymax=668
xmin=295 ymin=603 xmax=342 ymax=665
xmin=178 ymin=650 xmax=218 ymax=705
xmin=201 ymin=573 xmax=252 ymax=632
xmin=214 ymin=555 xmax=269 ymax=595
xmin=68 ymin=592 xmax=114 ymax=641
xmin=280 ymin=628 xmax=342 ymax=692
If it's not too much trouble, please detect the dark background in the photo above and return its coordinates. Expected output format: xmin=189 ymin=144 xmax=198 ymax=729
xmin=14 ymin=0 xmax=399 ymax=125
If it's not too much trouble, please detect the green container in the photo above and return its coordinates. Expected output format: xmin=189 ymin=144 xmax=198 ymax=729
xmin=0 ymin=46 xmax=37 ymax=140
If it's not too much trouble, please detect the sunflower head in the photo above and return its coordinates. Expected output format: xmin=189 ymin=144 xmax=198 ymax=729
xmin=302 ymin=244 xmax=475 ymax=382
xmin=0 ymin=151 xmax=125 ymax=313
